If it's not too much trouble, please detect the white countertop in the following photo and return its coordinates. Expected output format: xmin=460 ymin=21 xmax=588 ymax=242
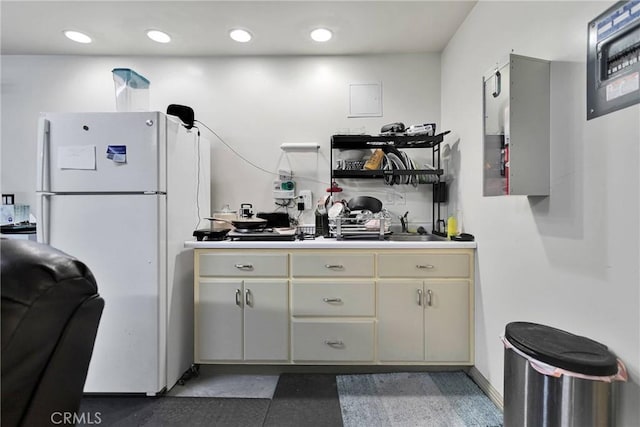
xmin=185 ymin=236 xmax=476 ymax=249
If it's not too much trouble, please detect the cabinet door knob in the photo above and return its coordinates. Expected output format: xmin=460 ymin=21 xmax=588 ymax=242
xmin=417 ymin=289 xmax=423 ymax=306
xmin=324 ymin=340 xmax=344 ymax=348
xmin=323 ymin=297 xmax=342 ymax=304
xmin=416 ymin=264 xmax=434 ymax=269
xmin=426 ymin=289 xmax=433 ymax=307
xmin=324 ymin=264 xmax=344 ymax=269
xmin=234 ymin=263 xmax=253 ymax=270
xmin=235 ymin=289 xmax=242 ymax=307
xmin=245 ymin=289 xmax=252 ymax=307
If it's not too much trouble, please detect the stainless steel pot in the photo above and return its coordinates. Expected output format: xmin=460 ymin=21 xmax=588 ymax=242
xmin=239 ymin=203 xmax=254 ymax=219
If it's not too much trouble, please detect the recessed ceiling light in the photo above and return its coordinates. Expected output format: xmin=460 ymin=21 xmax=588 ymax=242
xmin=229 ymin=29 xmax=252 ymax=43
xmin=63 ymin=30 xmax=92 ymax=44
xmin=310 ymin=28 xmax=332 ymax=42
xmin=147 ymin=30 xmax=171 ymax=44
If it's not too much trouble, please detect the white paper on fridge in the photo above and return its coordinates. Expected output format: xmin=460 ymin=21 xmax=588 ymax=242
xmin=57 ymin=145 xmax=96 ymax=170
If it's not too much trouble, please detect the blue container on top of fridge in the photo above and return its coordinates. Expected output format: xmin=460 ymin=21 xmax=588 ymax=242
xmin=112 ymin=68 xmax=150 ymax=112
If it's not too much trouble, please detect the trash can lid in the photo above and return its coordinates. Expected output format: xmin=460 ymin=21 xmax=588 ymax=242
xmin=505 ymin=322 xmax=618 ymax=376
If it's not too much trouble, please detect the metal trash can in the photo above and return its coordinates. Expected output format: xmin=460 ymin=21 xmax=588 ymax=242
xmin=503 ymin=322 xmax=627 ymax=427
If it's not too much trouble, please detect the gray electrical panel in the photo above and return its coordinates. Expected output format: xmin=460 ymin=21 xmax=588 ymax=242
xmin=482 ymin=54 xmax=550 ymax=197
xmin=587 ymin=0 xmax=640 ymax=120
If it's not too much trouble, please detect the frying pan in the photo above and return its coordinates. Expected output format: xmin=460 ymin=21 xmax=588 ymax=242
xmin=347 ymin=196 xmax=383 ymax=213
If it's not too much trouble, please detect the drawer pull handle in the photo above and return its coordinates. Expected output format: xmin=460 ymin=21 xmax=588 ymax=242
xmin=325 ymin=264 xmax=344 ymax=269
xmin=324 ymin=340 xmax=344 ymax=348
xmin=416 ymin=264 xmax=434 ymax=269
xmin=323 ymin=297 xmax=342 ymax=303
xmin=234 ymin=264 xmax=254 ymax=270
xmin=245 ymin=289 xmax=252 ymax=307
xmin=426 ymin=289 xmax=433 ymax=307
xmin=235 ymin=289 xmax=242 ymax=307
xmin=417 ymin=289 xmax=423 ymax=306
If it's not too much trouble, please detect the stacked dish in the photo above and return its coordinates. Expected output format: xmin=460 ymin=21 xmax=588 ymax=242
xmin=380 ymin=151 xmax=438 ymax=186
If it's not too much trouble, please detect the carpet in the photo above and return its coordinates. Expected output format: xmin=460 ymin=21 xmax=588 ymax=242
xmin=79 ymin=371 xmax=502 ymax=426
xmin=336 ymin=371 xmax=503 ymax=427
xmin=78 ymin=396 xmax=270 ymax=427
xmin=167 ymin=372 xmax=279 ymax=398
xmin=263 ymin=374 xmax=343 ymax=427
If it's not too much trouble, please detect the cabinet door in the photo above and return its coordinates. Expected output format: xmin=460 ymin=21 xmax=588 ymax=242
xmin=377 ymin=280 xmax=424 ymax=361
xmin=243 ymin=280 xmax=289 ymax=361
xmin=424 ymin=280 xmax=470 ymax=362
xmin=197 ymin=279 xmax=243 ymax=361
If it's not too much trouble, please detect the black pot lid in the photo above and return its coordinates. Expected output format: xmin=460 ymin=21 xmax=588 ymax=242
xmin=505 ymin=321 xmax=618 ymax=376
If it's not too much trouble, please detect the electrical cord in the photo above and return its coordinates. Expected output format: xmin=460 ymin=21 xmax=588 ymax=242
xmin=192 ymin=125 xmax=203 ymax=230
xmin=194 ymin=119 xmax=331 ymax=186
xmin=195 ymin=120 xmax=278 ymax=177
xmin=274 ymin=199 xmax=295 ymax=209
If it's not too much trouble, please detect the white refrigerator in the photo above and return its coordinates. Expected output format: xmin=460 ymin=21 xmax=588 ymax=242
xmin=36 ymin=112 xmax=210 ymax=395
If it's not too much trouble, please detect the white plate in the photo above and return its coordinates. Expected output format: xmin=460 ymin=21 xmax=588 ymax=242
xmin=386 ymin=152 xmax=405 ymax=185
xmin=401 ymin=151 xmax=414 ymax=185
xmin=382 ymin=154 xmax=394 ymax=185
xmin=406 ymin=156 xmax=418 ymax=187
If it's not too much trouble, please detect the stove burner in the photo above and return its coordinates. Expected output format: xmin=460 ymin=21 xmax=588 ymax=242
xmin=227 ymin=228 xmax=296 ymax=241
xmin=233 ymin=227 xmax=272 ymax=234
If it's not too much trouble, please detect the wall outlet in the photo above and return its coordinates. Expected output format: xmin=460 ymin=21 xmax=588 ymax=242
xmin=299 ymin=190 xmax=312 ymax=210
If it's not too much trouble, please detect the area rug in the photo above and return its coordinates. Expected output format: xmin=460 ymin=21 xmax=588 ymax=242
xmin=78 ymin=396 xmax=270 ymax=427
xmin=263 ymin=374 xmax=343 ymax=427
xmin=167 ymin=373 xmax=279 ymax=398
xmin=336 ymin=371 xmax=503 ymax=427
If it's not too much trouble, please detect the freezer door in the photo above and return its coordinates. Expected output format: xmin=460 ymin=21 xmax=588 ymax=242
xmin=39 ymin=193 xmax=166 ymax=394
xmin=37 ymin=112 xmax=164 ymax=193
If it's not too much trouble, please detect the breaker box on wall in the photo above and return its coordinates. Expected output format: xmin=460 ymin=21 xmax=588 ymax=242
xmin=587 ymin=0 xmax=640 ymax=120
xmin=482 ymin=54 xmax=550 ymax=197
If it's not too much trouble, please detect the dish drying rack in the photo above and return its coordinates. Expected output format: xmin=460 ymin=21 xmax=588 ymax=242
xmin=330 ymin=216 xmax=388 ymax=240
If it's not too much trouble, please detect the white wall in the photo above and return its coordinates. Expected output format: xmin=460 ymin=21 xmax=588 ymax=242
xmin=441 ymin=1 xmax=640 ymax=425
xmin=1 ymin=54 xmax=440 ymax=228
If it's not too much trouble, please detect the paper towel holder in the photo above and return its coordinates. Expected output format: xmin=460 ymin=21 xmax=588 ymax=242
xmin=279 ymin=142 xmax=320 ymax=151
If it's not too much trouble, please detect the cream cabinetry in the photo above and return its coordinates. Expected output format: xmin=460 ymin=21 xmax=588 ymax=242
xmin=291 ymin=320 xmax=375 ymax=361
xmin=290 ymin=253 xmax=374 ymax=277
xmin=378 ymin=253 xmax=470 ymax=278
xmin=377 ymin=252 xmax=473 ymax=364
xmin=195 ymin=251 xmax=289 ymax=363
xmin=194 ymin=247 xmax=474 ymax=366
xmin=290 ymin=252 xmax=376 ymax=363
xmin=377 ymin=280 xmax=471 ymax=363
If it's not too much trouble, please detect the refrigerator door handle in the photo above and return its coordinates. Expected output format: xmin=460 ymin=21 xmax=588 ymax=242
xmin=37 ymin=118 xmax=51 ymax=192
xmin=37 ymin=193 xmax=53 ymax=244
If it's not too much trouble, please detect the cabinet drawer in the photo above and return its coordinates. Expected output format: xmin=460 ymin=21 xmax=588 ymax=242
xmin=291 ymin=281 xmax=375 ymax=317
xmin=291 ymin=253 xmax=374 ymax=277
xmin=378 ymin=253 xmax=470 ymax=278
xmin=291 ymin=320 xmax=374 ymax=362
xmin=199 ymin=253 xmax=288 ymax=277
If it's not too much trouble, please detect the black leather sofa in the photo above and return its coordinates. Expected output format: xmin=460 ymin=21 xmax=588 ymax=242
xmin=1 ymin=239 xmax=104 ymax=427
